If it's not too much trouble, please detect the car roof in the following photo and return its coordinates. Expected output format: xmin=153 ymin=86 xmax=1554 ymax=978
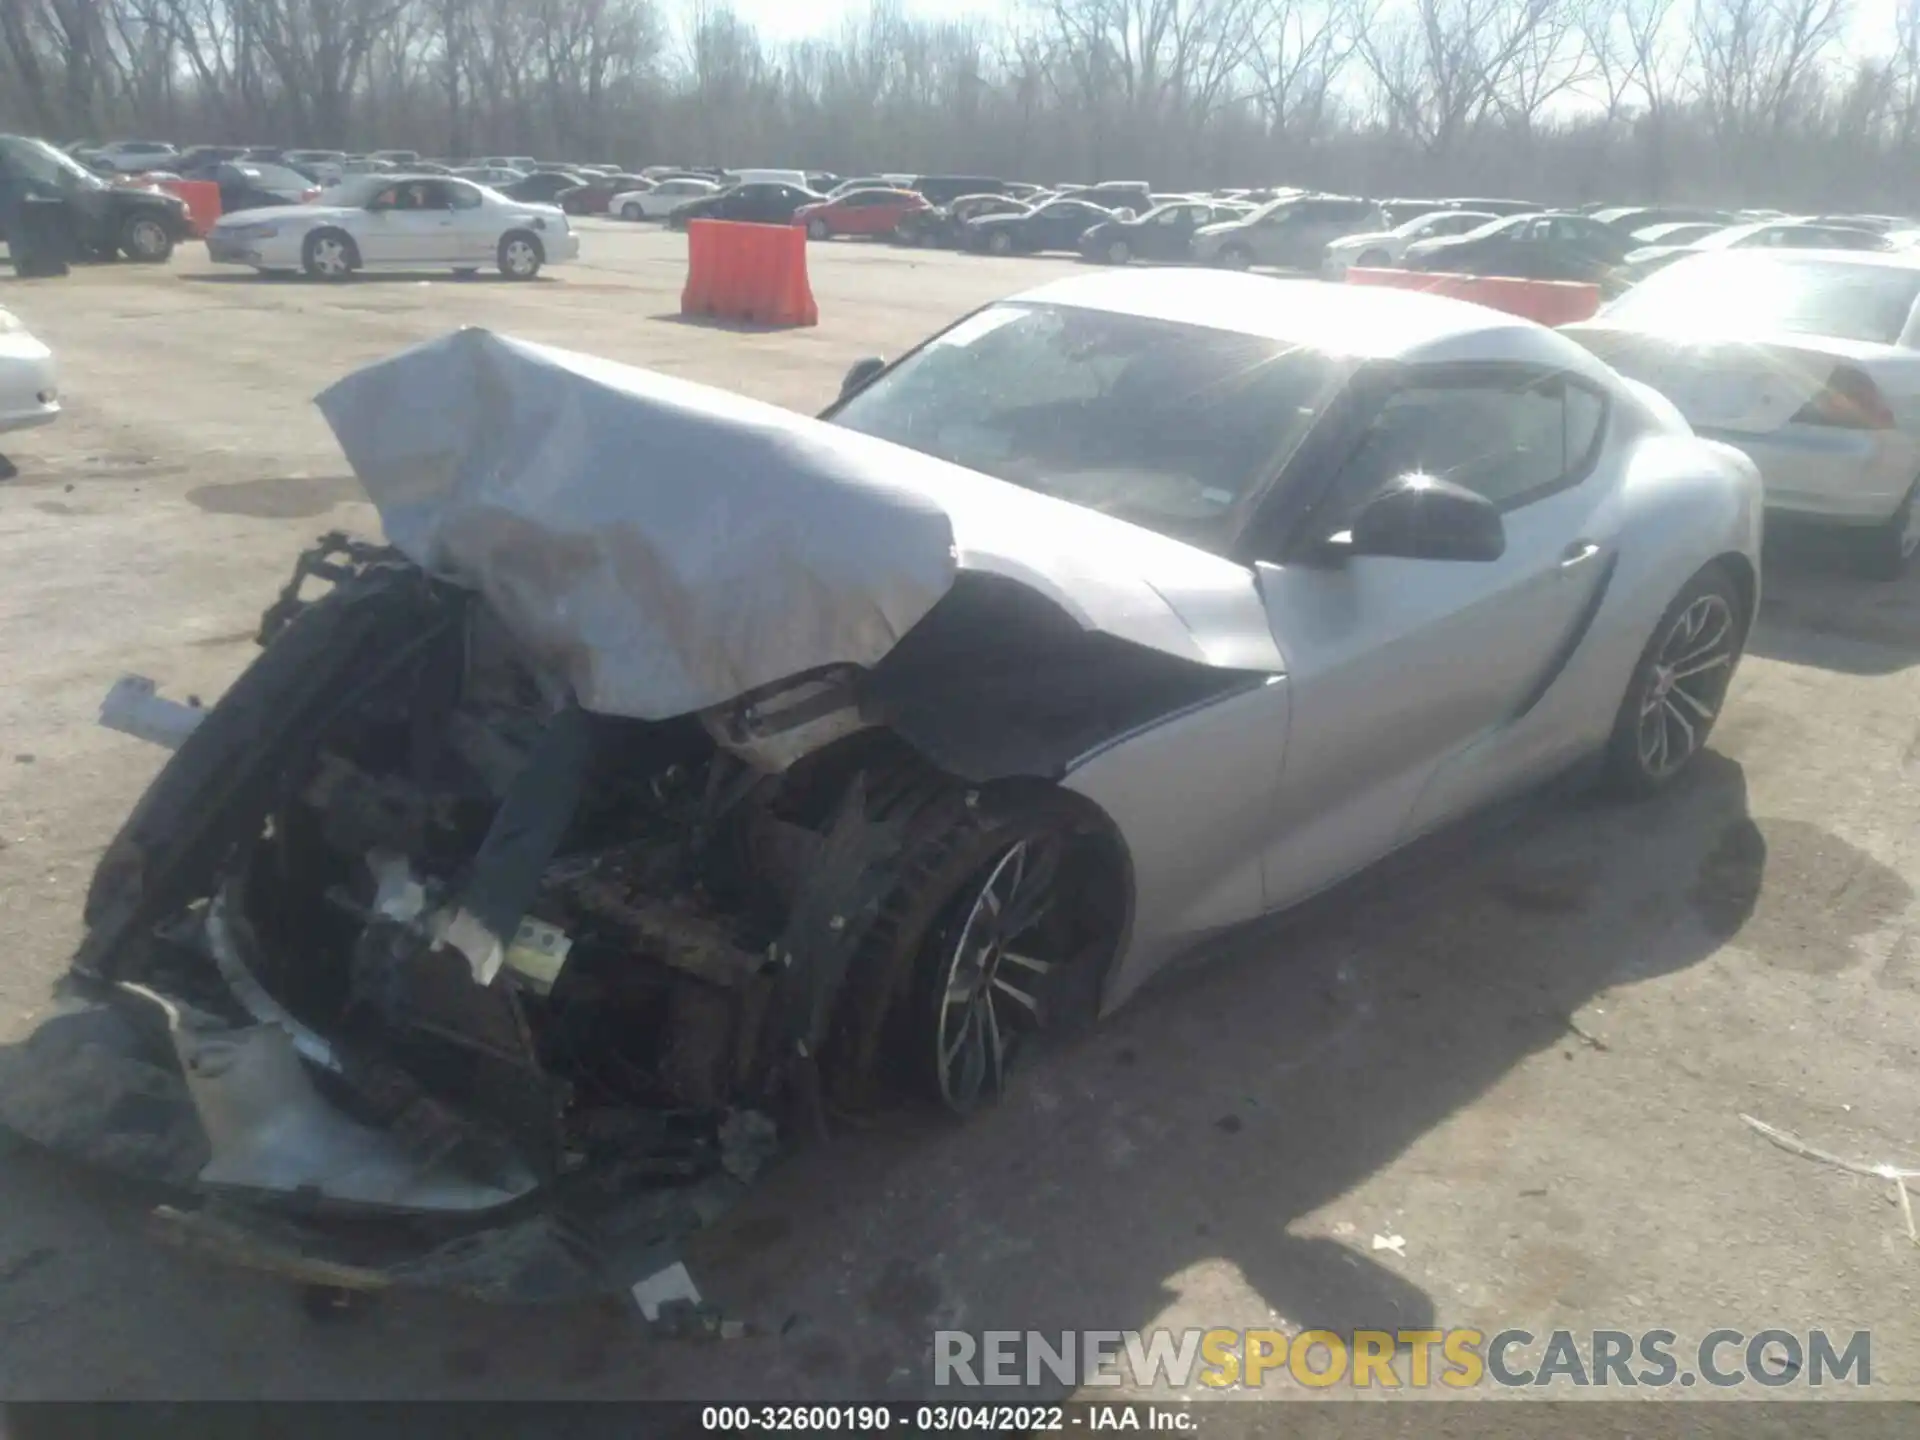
xmin=1668 ymin=246 xmax=1920 ymax=271
xmin=1007 ymin=269 xmax=1614 ymax=368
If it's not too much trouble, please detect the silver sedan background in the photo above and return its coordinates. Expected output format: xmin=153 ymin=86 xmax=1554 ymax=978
xmin=1565 ymin=248 xmax=1920 ymax=578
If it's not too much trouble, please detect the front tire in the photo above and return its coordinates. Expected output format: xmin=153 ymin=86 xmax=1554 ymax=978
xmin=1357 ymin=248 xmax=1391 ymax=268
xmin=120 ymin=215 xmax=174 ymax=263
xmin=876 ymin=792 xmax=1083 ymax=1115
xmin=302 ymin=229 xmax=356 ymax=280
xmin=1106 ymin=238 xmax=1131 ymax=265
xmin=1859 ymin=481 xmax=1920 ymax=581
xmin=987 ymin=230 xmax=1013 ymax=256
xmin=1603 ymin=563 xmax=1746 ymax=797
xmin=498 ymin=231 xmax=543 ymax=279
xmin=1219 ymin=244 xmax=1252 ymax=270
xmin=621 ymin=203 xmax=643 ymax=221
xmin=807 ymin=217 xmax=830 ymax=240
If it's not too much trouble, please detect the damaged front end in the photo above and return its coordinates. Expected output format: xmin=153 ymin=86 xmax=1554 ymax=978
xmin=6 ymin=537 xmax=1120 ymax=1304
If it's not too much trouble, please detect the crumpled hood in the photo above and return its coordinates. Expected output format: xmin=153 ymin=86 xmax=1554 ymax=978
xmin=315 ymin=329 xmax=1281 ymax=721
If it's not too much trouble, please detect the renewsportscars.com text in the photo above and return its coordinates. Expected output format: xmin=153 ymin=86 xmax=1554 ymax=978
xmin=933 ymin=1327 xmax=1871 ymax=1390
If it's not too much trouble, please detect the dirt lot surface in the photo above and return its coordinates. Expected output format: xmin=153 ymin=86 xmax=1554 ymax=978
xmin=1 ymin=224 xmax=1919 ymax=1402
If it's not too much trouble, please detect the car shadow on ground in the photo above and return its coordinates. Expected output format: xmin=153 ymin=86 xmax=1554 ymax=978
xmin=1748 ymin=521 xmax=1920 ymax=674
xmin=647 ymin=752 xmax=1773 ymax=1401
xmin=650 ymin=311 xmax=814 ymax=334
xmin=178 ymin=272 xmax=555 ymax=287
xmin=0 ymin=754 xmax=1776 ymax=1400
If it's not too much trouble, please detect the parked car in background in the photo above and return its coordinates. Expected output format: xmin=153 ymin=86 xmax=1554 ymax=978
xmin=1075 ymin=199 xmax=1240 ymax=264
xmin=1402 ymin=211 xmax=1635 ymax=287
xmin=478 ymin=155 xmax=539 ymax=172
xmin=1592 ymin=205 xmax=1735 ymax=234
xmin=910 ymin=175 xmax=1008 ymax=206
xmin=342 ymin=157 xmax=396 ymax=175
xmin=92 ymin=140 xmax=179 ymax=173
xmin=556 ymin=175 xmax=653 ymax=215
xmin=0 ymin=134 xmax=191 ymax=261
xmin=793 ymin=187 xmax=929 ymax=239
xmin=274 ymin=149 xmax=345 ymax=184
xmin=1056 ymin=181 xmax=1152 ymax=217
xmin=667 ymin=181 xmax=822 ymax=229
xmin=454 ymin=165 xmax=527 ymax=187
xmin=196 ymin=161 xmax=322 ymax=214
xmin=1627 ymin=220 xmax=1723 ymax=248
xmin=205 ymin=174 xmax=576 ymax=280
xmin=893 ymin=193 xmax=1028 ymax=247
xmin=1621 ymin=218 xmax=1892 ymax=281
xmin=1818 ymin=214 xmax=1914 ymax=234
xmin=1442 ymin=196 xmax=1545 ymax=217
xmin=172 ymin=146 xmax=249 ymax=172
xmin=1565 ymin=249 xmax=1920 ymax=577
xmin=613 ymin=177 xmax=717 ymax=220
xmin=962 ymin=196 xmax=1115 ymax=254
xmin=726 ymin=168 xmax=812 ymax=190
xmin=1191 ymin=194 xmax=1384 ymax=270
xmin=501 ymin=170 xmax=588 ymax=205
xmin=1320 ymin=208 xmax=1498 ymax=277
xmin=0 ymin=305 xmax=59 ymax=442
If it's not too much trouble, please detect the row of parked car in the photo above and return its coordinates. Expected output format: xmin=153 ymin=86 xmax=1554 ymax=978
xmin=597 ymin=171 xmax=1914 ymax=293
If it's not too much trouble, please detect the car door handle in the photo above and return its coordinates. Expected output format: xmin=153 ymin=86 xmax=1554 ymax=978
xmin=1560 ymin=541 xmax=1602 ymax=568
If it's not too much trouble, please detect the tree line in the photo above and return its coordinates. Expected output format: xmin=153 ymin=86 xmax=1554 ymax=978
xmin=3 ymin=0 xmax=1919 ymax=211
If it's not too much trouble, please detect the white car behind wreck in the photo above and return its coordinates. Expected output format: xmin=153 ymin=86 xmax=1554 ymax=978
xmin=0 ymin=273 xmax=1761 ymax=1303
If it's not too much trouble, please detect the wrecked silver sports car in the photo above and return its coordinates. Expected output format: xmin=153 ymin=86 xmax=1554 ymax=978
xmin=1 ymin=271 xmax=1762 ymax=1301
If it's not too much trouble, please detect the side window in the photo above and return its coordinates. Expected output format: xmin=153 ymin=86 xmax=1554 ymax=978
xmin=447 ymin=182 xmax=482 ymax=210
xmin=1331 ymin=373 xmax=1606 ymax=520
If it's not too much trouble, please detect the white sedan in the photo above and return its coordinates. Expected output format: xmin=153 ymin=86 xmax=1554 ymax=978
xmin=1321 ymin=209 xmax=1499 ymax=278
xmin=0 ymin=306 xmax=59 ymax=440
xmin=1566 ymin=248 xmax=1920 ymax=577
xmin=610 ymin=177 xmax=718 ymax=221
xmin=204 ymin=174 xmax=579 ymax=280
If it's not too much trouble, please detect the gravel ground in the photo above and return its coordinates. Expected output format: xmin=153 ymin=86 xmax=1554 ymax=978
xmin=0 ymin=224 xmax=1917 ymax=1401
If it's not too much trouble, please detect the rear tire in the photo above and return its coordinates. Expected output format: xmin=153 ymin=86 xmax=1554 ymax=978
xmin=621 ymin=203 xmax=643 ymax=221
xmin=1219 ymin=244 xmax=1252 ymax=269
xmin=1859 ymin=482 xmax=1920 ymax=581
xmin=1357 ymin=247 xmax=1390 ymax=268
xmin=1602 ymin=563 xmax=1747 ymax=798
xmin=987 ymin=231 xmax=1013 ymax=256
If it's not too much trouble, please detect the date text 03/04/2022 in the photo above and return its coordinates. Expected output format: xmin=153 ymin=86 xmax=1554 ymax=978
xmin=700 ymin=1405 xmax=1196 ymax=1431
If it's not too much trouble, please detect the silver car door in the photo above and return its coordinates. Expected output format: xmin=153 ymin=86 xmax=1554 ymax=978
xmin=1253 ymin=365 xmax=1619 ymax=911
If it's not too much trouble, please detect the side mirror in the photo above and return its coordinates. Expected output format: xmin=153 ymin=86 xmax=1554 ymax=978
xmin=841 ymin=356 xmax=887 ymax=398
xmin=1343 ymin=474 xmax=1505 ymax=562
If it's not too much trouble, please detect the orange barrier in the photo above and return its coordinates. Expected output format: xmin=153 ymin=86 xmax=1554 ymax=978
xmin=1346 ymin=267 xmax=1600 ymax=327
xmin=156 ymin=179 xmax=222 ymax=237
xmin=681 ymin=219 xmax=818 ymax=327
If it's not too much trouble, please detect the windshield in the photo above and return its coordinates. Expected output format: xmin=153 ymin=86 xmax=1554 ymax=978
xmin=1604 ymin=254 xmax=1920 ymax=343
xmin=0 ymin=137 xmax=106 ymax=191
xmin=828 ymin=302 xmax=1344 ymax=553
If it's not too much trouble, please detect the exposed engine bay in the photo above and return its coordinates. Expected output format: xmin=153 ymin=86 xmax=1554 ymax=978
xmin=0 ymin=534 xmax=1250 ymax=1301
